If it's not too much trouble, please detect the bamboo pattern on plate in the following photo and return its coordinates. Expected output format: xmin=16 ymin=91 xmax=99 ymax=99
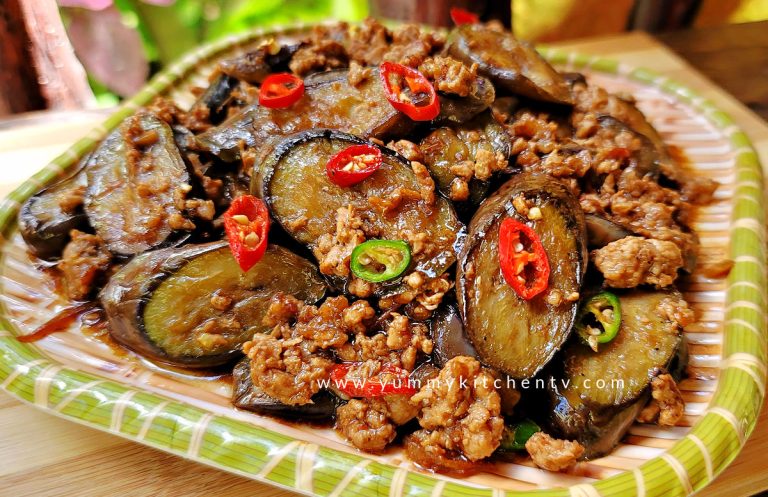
xmin=0 ymin=24 xmax=765 ymax=497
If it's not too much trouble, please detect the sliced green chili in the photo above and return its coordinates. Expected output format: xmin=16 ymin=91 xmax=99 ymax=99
xmin=576 ymin=291 xmax=622 ymax=352
xmin=350 ymin=240 xmax=411 ymax=283
xmin=499 ymin=419 xmax=540 ymax=451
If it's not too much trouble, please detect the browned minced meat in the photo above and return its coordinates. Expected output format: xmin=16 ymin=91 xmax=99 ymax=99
xmin=243 ymin=296 xmax=370 ymax=405
xmin=58 ymin=230 xmax=112 ymax=301
xmin=525 ymin=432 xmax=585 ymax=472
xmin=637 ymin=373 xmax=685 ymax=426
xmin=408 ymin=356 xmax=504 ymax=463
xmin=345 ymin=17 xmax=390 ymax=66
xmin=58 ymin=184 xmax=86 ymax=214
xmin=146 ymin=97 xmax=211 ymax=133
xmin=388 ymin=139 xmax=424 ymax=162
xmin=333 ymin=312 xmax=430 ymax=452
xmin=382 ymin=24 xmax=445 ymax=68
xmin=593 ymin=236 xmax=684 ymax=288
xmin=289 ymin=24 xmax=349 ymax=76
xmin=418 ymin=56 xmax=477 ymax=97
xmin=379 ymin=272 xmax=453 ymax=321
xmin=347 ymin=61 xmax=372 ymax=87
xmin=313 ymin=204 xmax=367 ymax=279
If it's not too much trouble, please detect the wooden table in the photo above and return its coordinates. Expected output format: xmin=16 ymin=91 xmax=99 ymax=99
xmin=1 ymin=31 xmax=767 ymax=497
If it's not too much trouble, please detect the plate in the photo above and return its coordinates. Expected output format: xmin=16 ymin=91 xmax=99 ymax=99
xmin=0 ymin=23 xmax=765 ymax=497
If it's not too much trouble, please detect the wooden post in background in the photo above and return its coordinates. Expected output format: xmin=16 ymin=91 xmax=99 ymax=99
xmin=0 ymin=0 xmax=93 ymax=117
xmin=0 ymin=0 xmax=47 ymax=116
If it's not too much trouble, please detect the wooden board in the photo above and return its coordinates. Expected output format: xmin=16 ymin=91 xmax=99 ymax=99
xmin=0 ymin=32 xmax=766 ymax=497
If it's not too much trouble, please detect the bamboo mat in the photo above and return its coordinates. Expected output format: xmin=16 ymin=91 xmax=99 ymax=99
xmin=0 ymin=32 xmax=766 ymax=497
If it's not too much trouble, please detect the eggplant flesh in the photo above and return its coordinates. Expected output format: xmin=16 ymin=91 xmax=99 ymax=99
xmin=84 ymin=112 xmax=190 ymax=256
xmin=421 ymin=111 xmax=512 ymax=205
xmin=254 ymin=129 xmax=463 ymax=295
xmin=447 ymin=24 xmax=573 ymax=105
xmin=100 ymin=241 xmax=326 ymax=368
xmin=562 ymin=290 xmax=684 ymax=409
xmin=196 ymin=68 xmax=413 ymax=162
xmin=232 ymin=358 xmax=337 ymax=420
xmin=217 ymin=43 xmax=301 ymax=85
xmin=19 ymin=165 xmax=89 ymax=260
xmin=457 ymin=173 xmax=587 ymax=379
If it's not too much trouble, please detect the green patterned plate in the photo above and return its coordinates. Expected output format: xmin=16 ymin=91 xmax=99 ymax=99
xmin=0 ymin=23 xmax=765 ymax=497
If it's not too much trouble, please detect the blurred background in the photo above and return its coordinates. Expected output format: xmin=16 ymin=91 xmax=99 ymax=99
xmin=1 ymin=0 xmax=767 ymax=116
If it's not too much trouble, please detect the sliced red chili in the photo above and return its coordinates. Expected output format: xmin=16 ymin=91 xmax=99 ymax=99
xmin=379 ymin=61 xmax=440 ymax=121
xmin=450 ymin=7 xmax=479 ymax=25
xmin=258 ymin=73 xmax=304 ymax=108
xmin=223 ymin=195 xmax=270 ymax=272
xmin=326 ymin=144 xmax=383 ymax=187
xmin=331 ymin=363 xmax=417 ymax=398
xmin=498 ymin=218 xmax=550 ymax=300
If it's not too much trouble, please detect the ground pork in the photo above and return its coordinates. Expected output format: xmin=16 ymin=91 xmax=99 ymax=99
xmin=409 ymin=356 xmax=505 ymax=463
xmin=346 ymin=17 xmax=391 ymax=66
xmin=289 ymin=24 xmax=349 ymax=76
xmin=313 ymin=205 xmax=367 ymax=278
xmin=638 ymin=373 xmax=685 ymax=426
xmin=382 ymin=24 xmax=445 ymax=68
xmin=379 ymin=272 xmax=453 ymax=320
xmin=57 ymin=184 xmax=86 ymax=214
xmin=58 ymin=230 xmax=112 ymax=300
xmin=388 ymin=139 xmax=424 ymax=162
xmin=418 ymin=56 xmax=477 ymax=97
xmin=335 ymin=399 xmax=397 ymax=451
xmin=243 ymin=296 xmax=369 ymax=405
xmin=347 ymin=61 xmax=372 ymax=87
xmin=593 ymin=236 xmax=684 ymax=288
xmin=525 ymin=432 xmax=585 ymax=471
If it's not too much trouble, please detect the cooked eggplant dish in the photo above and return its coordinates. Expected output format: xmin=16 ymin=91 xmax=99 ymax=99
xmin=19 ymin=16 xmax=719 ymax=474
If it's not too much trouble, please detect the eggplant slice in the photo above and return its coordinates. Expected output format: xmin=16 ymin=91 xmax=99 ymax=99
xmin=457 ymin=173 xmax=587 ymax=378
xmin=447 ymin=24 xmax=573 ymax=105
xmin=421 ymin=111 xmax=513 ymax=205
xmin=546 ymin=290 xmax=687 ymax=458
xmin=254 ymin=129 xmax=463 ymax=295
xmin=233 ymin=358 xmax=337 ymax=420
xmin=19 ymin=164 xmax=89 ymax=260
xmin=196 ymin=68 xmax=413 ymax=162
xmin=561 ymin=290 xmax=684 ymax=409
xmin=84 ymin=112 xmax=191 ymax=256
xmin=101 ymin=241 xmax=326 ymax=368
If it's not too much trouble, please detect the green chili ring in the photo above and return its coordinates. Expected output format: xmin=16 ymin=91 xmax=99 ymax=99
xmin=350 ymin=240 xmax=411 ymax=283
xmin=576 ymin=291 xmax=622 ymax=352
xmin=499 ymin=419 xmax=541 ymax=451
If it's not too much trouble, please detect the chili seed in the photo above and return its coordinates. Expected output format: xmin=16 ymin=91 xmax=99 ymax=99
xmin=244 ymin=232 xmax=260 ymax=247
xmin=232 ymin=214 xmax=250 ymax=225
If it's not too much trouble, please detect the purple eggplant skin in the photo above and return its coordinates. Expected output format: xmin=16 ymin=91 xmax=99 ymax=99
xmin=84 ymin=112 xmax=191 ymax=256
xmin=545 ymin=293 xmax=689 ymax=459
xmin=100 ymin=241 xmax=326 ymax=369
xmin=430 ymin=303 xmax=479 ymax=368
xmin=584 ymin=214 xmax=632 ymax=249
xmin=434 ymin=75 xmax=496 ymax=125
xmin=217 ymin=43 xmax=301 ymax=85
xmin=253 ymin=129 xmax=464 ymax=297
xmin=195 ymin=68 xmax=415 ymax=163
xmin=232 ymin=358 xmax=338 ymax=421
xmin=447 ymin=24 xmax=573 ymax=106
xmin=546 ymin=380 xmax=649 ymax=460
xmin=456 ymin=172 xmax=588 ymax=379
xmin=18 ymin=164 xmax=89 ymax=260
xmin=191 ymin=73 xmax=239 ymax=125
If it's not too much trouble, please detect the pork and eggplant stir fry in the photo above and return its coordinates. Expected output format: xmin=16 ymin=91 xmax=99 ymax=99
xmin=20 ymin=14 xmax=718 ymax=474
